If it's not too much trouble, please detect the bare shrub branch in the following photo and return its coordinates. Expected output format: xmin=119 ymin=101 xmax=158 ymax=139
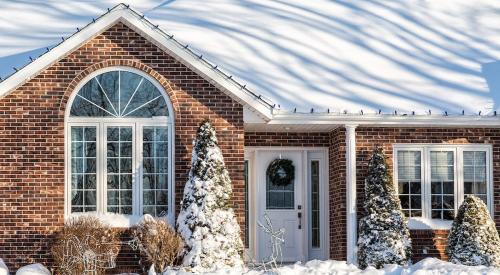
xmin=51 ymin=216 xmax=120 ymax=274
xmin=131 ymin=215 xmax=183 ymax=273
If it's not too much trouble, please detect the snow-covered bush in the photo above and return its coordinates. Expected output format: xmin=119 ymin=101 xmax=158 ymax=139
xmin=176 ymin=119 xmax=243 ymax=272
xmin=0 ymin=259 xmax=8 ymax=275
xmin=357 ymin=147 xmax=412 ymax=269
xmin=446 ymin=195 xmax=500 ymax=267
xmin=132 ymin=214 xmax=183 ymax=273
xmin=51 ymin=216 xmax=120 ymax=274
xmin=15 ymin=263 xmax=50 ymax=275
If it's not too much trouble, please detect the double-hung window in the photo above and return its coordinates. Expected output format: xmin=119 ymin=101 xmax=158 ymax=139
xmin=394 ymin=144 xmax=492 ymax=228
xmin=66 ymin=68 xmax=173 ymax=226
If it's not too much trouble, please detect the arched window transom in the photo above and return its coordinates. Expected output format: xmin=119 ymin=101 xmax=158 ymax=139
xmin=70 ymin=70 xmax=168 ymax=118
xmin=66 ymin=68 xmax=173 ymax=226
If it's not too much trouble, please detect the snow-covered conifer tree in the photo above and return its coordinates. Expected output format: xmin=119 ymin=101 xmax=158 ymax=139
xmin=176 ymin=119 xmax=243 ymax=272
xmin=447 ymin=195 xmax=500 ymax=267
xmin=357 ymin=147 xmax=412 ymax=269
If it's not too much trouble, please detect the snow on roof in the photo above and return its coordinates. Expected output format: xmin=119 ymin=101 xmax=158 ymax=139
xmin=1 ymin=0 xmax=500 ymax=115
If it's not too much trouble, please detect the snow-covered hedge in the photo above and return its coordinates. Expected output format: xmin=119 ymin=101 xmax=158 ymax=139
xmin=176 ymin=120 xmax=243 ymax=273
xmin=447 ymin=195 xmax=500 ymax=267
xmin=357 ymin=147 xmax=412 ymax=269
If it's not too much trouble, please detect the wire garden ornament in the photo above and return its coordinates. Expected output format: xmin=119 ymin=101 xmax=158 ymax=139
xmin=58 ymin=235 xmax=120 ymax=275
xmin=247 ymin=213 xmax=285 ymax=273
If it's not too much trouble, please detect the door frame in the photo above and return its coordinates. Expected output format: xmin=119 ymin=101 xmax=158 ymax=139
xmin=245 ymin=147 xmax=329 ymax=261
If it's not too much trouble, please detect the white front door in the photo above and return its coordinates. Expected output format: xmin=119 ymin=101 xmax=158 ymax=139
xmin=257 ymin=151 xmax=304 ymax=262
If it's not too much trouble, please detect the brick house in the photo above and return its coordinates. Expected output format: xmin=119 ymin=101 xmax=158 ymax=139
xmin=0 ymin=2 xmax=499 ymax=272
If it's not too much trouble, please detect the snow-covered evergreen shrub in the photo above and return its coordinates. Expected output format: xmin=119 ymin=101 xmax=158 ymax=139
xmin=176 ymin=119 xmax=243 ymax=272
xmin=446 ymin=195 xmax=500 ymax=267
xmin=132 ymin=214 xmax=183 ymax=273
xmin=357 ymin=147 xmax=412 ymax=269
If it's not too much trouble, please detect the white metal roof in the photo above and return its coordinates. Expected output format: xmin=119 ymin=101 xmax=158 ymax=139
xmin=1 ymin=1 xmax=500 ymax=127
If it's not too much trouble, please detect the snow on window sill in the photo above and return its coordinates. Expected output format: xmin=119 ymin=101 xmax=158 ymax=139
xmin=408 ymin=217 xmax=452 ymax=230
xmin=67 ymin=212 xmax=167 ymax=228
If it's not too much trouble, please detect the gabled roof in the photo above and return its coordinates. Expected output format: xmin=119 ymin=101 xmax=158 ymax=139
xmin=0 ymin=4 xmax=274 ymax=120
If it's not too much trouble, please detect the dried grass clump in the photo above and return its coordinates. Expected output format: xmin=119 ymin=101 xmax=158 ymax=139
xmin=51 ymin=216 xmax=120 ymax=275
xmin=132 ymin=215 xmax=183 ymax=273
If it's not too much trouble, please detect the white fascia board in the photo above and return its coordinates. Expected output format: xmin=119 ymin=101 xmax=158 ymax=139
xmin=0 ymin=6 xmax=273 ymax=121
xmin=267 ymin=113 xmax=500 ymax=127
xmin=244 ymin=107 xmax=267 ymax=124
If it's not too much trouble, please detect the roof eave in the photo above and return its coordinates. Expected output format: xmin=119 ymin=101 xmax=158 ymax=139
xmin=267 ymin=113 xmax=500 ymax=127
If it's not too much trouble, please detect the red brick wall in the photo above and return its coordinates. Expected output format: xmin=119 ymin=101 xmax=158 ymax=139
xmin=329 ymin=128 xmax=347 ymax=260
xmin=0 ymin=22 xmax=244 ymax=272
xmin=244 ymin=132 xmax=330 ymax=147
xmin=410 ymin=230 xmax=449 ymax=261
xmin=355 ymin=127 xmax=500 ymax=261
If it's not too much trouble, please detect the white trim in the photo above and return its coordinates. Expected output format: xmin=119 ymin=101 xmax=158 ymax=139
xmin=267 ymin=113 xmax=500 ymax=127
xmin=64 ymin=67 xmax=175 ymax=227
xmin=0 ymin=5 xmax=273 ymax=121
xmin=245 ymin=146 xmax=329 ymax=151
xmin=242 ymin=156 xmax=253 ymax=261
xmin=65 ymin=66 xmax=174 ymax=120
xmin=393 ymin=144 xmax=493 ymax=230
xmin=345 ymin=124 xmax=357 ymax=264
xmin=307 ymin=151 xmax=329 ymax=260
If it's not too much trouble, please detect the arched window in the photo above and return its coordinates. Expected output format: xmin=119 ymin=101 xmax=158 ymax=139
xmin=65 ymin=68 xmax=174 ymax=226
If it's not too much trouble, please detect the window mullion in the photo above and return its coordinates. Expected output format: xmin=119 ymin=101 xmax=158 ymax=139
xmin=488 ymin=149 xmax=493 ymax=215
xmin=424 ymin=147 xmax=430 ymax=220
xmin=168 ymin=123 xmax=174 ymax=224
xmin=99 ymin=122 xmax=106 ymax=215
xmin=135 ymin=123 xmax=143 ymax=217
xmin=456 ymin=148 xmax=463 ymax=214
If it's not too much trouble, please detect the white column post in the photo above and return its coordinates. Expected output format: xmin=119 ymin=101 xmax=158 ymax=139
xmin=345 ymin=124 xmax=358 ymax=264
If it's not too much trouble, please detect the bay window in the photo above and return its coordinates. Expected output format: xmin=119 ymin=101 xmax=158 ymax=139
xmin=65 ymin=68 xmax=173 ymax=226
xmin=393 ymin=145 xmax=492 ymax=228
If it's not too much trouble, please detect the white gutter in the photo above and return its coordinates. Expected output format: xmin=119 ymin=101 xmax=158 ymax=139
xmin=266 ymin=113 xmax=500 ymax=127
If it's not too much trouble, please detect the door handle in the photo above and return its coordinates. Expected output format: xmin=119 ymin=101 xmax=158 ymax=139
xmin=298 ymin=212 xmax=302 ymax=229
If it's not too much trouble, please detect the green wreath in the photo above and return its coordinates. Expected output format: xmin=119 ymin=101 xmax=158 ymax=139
xmin=266 ymin=159 xmax=295 ymax=186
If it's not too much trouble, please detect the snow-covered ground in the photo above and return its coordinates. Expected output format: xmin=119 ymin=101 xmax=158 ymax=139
xmin=159 ymin=258 xmax=500 ymax=275
xmin=2 ymin=257 xmax=499 ymax=274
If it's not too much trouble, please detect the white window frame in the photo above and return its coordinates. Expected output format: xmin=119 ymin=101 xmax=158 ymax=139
xmin=64 ymin=67 xmax=175 ymax=227
xmin=393 ymin=147 xmax=425 ymax=218
xmin=393 ymin=144 xmax=493 ymax=230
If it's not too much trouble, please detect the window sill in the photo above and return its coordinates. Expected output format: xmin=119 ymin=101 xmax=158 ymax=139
xmin=67 ymin=212 xmax=157 ymax=228
xmin=407 ymin=218 xmax=452 ymax=230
